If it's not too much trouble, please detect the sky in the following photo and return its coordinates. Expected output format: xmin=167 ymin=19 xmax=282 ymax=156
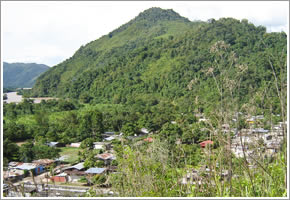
xmin=1 ymin=1 xmax=289 ymax=67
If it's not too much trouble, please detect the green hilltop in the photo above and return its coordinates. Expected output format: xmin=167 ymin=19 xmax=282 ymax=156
xmin=31 ymin=7 xmax=286 ymax=114
xmin=3 ymin=7 xmax=287 ymax=197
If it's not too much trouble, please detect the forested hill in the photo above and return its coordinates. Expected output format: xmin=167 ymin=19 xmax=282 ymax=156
xmin=3 ymin=62 xmax=50 ymax=88
xmin=31 ymin=7 xmax=287 ymax=113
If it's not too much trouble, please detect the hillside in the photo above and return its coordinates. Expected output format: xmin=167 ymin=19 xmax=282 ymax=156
xmin=31 ymin=7 xmax=287 ymax=113
xmin=3 ymin=7 xmax=287 ymax=197
xmin=3 ymin=62 xmax=50 ymax=88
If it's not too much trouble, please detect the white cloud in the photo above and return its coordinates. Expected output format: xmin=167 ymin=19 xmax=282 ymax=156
xmin=1 ymin=1 xmax=288 ymax=66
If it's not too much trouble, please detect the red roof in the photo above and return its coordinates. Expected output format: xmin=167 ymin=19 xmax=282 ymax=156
xmin=144 ymin=137 xmax=153 ymax=142
xmin=199 ymin=140 xmax=213 ymax=148
xmin=97 ymin=153 xmax=115 ymax=160
xmin=32 ymin=159 xmax=55 ymax=165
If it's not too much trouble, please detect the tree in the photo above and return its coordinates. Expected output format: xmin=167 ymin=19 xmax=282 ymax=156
xmin=3 ymin=138 xmax=19 ymax=161
xmin=121 ymin=122 xmax=138 ymax=137
xmin=159 ymin=122 xmax=182 ymax=145
xmin=78 ymin=109 xmax=104 ymax=141
xmin=34 ymin=110 xmax=49 ymax=137
xmin=33 ymin=144 xmax=60 ymax=160
xmin=84 ymin=152 xmax=98 ymax=168
xmin=19 ymin=140 xmax=34 ymax=162
xmin=80 ymin=138 xmax=94 ymax=150
xmin=57 ymin=100 xmax=76 ymax=111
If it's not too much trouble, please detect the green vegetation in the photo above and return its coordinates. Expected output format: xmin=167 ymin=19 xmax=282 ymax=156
xmin=30 ymin=9 xmax=285 ymax=118
xmin=2 ymin=7 xmax=287 ymax=197
xmin=3 ymin=62 xmax=50 ymax=88
xmin=58 ymin=147 xmax=82 ymax=164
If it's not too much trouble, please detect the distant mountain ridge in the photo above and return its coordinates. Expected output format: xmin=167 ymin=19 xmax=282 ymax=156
xmin=3 ymin=62 xmax=50 ymax=88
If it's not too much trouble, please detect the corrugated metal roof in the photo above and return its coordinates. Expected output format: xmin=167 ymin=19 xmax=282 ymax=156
xmin=56 ymin=172 xmax=67 ymax=177
xmin=8 ymin=162 xmax=22 ymax=167
xmin=141 ymin=128 xmax=149 ymax=134
xmin=32 ymin=159 xmax=55 ymax=165
xmin=85 ymin=168 xmax=106 ymax=174
xmin=64 ymin=162 xmax=85 ymax=171
xmin=46 ymin=142 xmax=59 ymax=147
xmin=104 ymin=136 xmax=115 ymax=141
xmin=74 ymin=162 xmax=84 ymax=170
xmin=15 ymin=163 xmax=41 ymax=170
xmin=103 ymin=132 xmax=115 ymax=135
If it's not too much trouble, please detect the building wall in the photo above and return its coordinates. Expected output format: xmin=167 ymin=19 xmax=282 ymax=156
xmin=52 ymin=176 xmax=67 ymax=183
xmin=34 ymin=166 xmax=44 ymax=175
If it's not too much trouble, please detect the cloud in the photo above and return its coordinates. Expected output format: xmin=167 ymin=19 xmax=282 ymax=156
xmin=1 ymin=1 xmax=288 ymax=66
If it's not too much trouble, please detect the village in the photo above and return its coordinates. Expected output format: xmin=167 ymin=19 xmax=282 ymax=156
xmin=3 ymin=113 xmax=286 ymax=197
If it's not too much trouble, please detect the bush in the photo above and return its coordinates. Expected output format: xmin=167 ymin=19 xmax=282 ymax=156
xmin=111 ymin=159 xmax=118 ymax=166
xmin=23 ymin=170 xmax=29 ymax=177
xmin=78 ymin=176 xmax=88 ymax=183
xmin=92 ymin=174 xmax=106 ymax=185
xmin=96 ymin=160 xmax=105 ymax=167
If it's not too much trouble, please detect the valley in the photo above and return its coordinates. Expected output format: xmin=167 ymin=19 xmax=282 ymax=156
xmin=2 ymin=7 xmax=287 ymax=198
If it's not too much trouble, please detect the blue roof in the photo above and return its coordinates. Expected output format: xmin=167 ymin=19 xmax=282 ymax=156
xmin=85 ymin=168 xmax=106 ymax=174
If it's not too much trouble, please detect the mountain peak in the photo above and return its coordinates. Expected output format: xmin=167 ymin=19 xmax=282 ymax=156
xmin=135 ymin=7 xmax=190 ymax=23
xmin=107 ymin=7 xmax=190 ymax=38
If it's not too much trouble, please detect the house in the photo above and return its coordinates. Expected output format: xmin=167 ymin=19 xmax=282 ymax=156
xmin=96 ymin=153 xmax=116 ymax=165
xmin=51 ymin=172 xmax=68 ymax=183
xmin=85 ymin=167 xmax=106 ymax=175
xmin=105 ymin=132 xmax=115 ymax=135
xmin=53 ymin=164 xmax=71 ymax=174
xmin=94 ymin=142 xmax=105 ymax=150
xmin=85 ymin=168 xmax=107 ymax=185
xmin=102 ymin=132 xmax=115 ymax=138
xmin=199 ymin=140 xmax=213 ymax=148
xmin=144 ymin=137 xmax=153 ymax=143
xmin=97 ymin=153 xmax=116 ymax=160
xmin=63 ymin=162 xmax=86 ymax=182
xmin=14 ymin=163 xmax=44 ymax=175
xmin=3 ymin=169 xmax=25 ymax=182
xmin=93 ymin=142 xmax=112 ymax=150
xmin=70 ymin=142 xmax=81 ymax=148
xmin=63 ymin=162 xmax=85 ymax=171
xmin=32 ymin=159 xmax=55 ymax=168
xmin=104 ymin=136 xmax=116 ymax=141
xmin=8 ymin=161 xmax=22 ymax=168
xmin=140 ymin=128 xmax=149 ymax=134
xmin=46 ymin=142 xmax=65 ymax=147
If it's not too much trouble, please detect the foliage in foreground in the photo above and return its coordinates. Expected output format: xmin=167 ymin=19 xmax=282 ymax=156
xmin=109 ymin=137 xmax=287 ymax=197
